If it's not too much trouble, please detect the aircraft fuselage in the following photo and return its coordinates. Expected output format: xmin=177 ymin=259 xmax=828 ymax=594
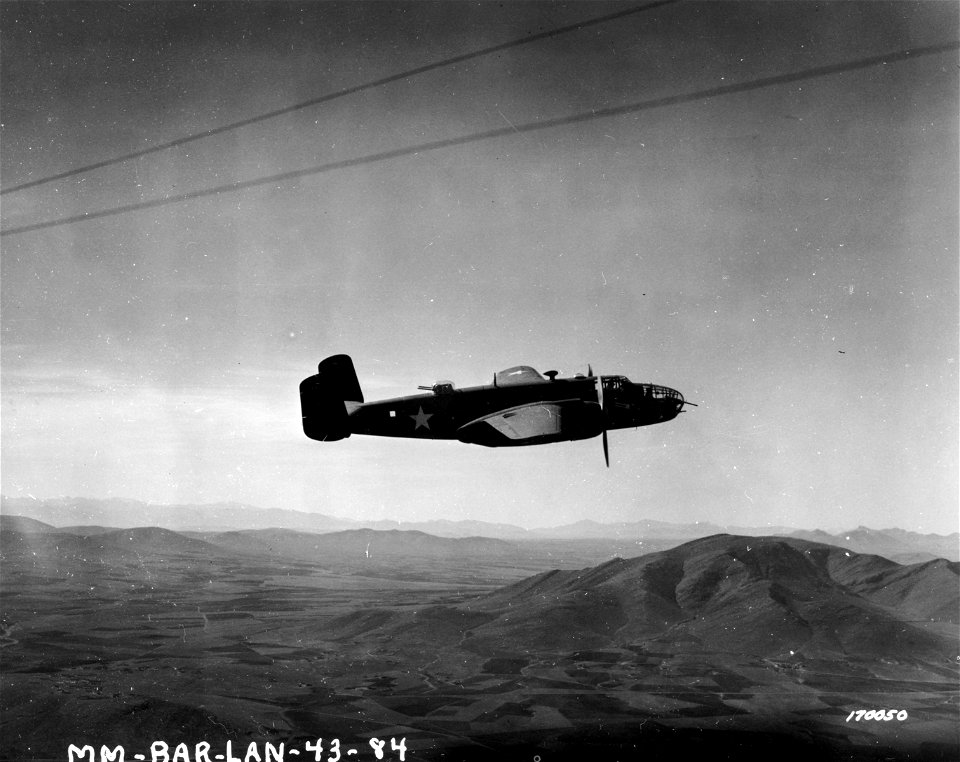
xmin=348 ymin=375 xmax=683 ymax=446
xmin=300 ymin=356 xmax=686 ymax=452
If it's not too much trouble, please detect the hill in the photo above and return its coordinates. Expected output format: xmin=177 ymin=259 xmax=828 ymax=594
xmin=59 ymin=525 xmax=122 ymax=536
xmin=326 ymin=534 xmax=959 ymax=661
xmin=1 ymin=523 xmax=225 ymax=574
xmin=0 ymin=515 xmax=58 ymax=534
xmin=201 ymin=527 xmax=522 ymax=562
xmin=96 ymin=526 xmax=222 ymax=555
xmin=4 ymin=526 xmax=957 ymax=762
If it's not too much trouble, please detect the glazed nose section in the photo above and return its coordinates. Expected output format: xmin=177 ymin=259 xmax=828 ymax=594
xmin=632 ymin=383 xmax=685 ymax=421
xmin=662 ymin=386 xmax=685 ymax=420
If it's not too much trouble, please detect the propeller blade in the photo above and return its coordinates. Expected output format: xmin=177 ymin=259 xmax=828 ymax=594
xmin=593 ymin=370 xmax=609 ymax=466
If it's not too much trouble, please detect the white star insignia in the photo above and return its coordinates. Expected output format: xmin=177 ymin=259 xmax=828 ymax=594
xmin=410 ymin=406 xmax=433 ymax=430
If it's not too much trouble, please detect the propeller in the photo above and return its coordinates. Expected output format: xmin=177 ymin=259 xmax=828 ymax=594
xmin=589 ymin=364 xmax=610 ymax=468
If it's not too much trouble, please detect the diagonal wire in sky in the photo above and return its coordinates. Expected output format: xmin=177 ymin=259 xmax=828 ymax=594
xmin=2 ymin=40 xmax=956 ymax=238
xmin=0 ymin=0 xmax=678 ymax=196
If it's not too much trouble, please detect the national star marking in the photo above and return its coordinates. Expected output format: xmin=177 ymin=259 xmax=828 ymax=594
xmin=411 ymin=406 xmax=433 ymax=430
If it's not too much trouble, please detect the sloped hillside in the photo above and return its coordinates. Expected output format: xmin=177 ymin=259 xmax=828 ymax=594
xmin=324 ymin=534 xmax=959 ymax=661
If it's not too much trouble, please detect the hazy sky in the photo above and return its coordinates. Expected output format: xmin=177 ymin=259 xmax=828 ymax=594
xmin=2 ymin=1 xmax=957 ymax=533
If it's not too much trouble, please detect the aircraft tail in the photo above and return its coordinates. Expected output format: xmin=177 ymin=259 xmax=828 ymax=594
xmin=300 ymin=354 xmax=364 ymax=441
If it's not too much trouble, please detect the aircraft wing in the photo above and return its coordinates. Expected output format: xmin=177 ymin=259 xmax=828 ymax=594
xmin=457 ymin=399 xmax=601 ymax=447
xmin=482 ymin=402 xmax=564 ymax=439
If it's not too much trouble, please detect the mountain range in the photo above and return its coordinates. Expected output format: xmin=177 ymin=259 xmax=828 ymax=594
xmin=0 ymin=496 xmax=753 ymax=538
xmin=3 ymin=513 xmax=957 ymax=761
xmin=2 ymin=495 xmax=956 ymax=562
xmin=789 ymin=526 xmax=959 ymax=564
xmin=321 ymin=533 xmax=959 ymax=661
xmin=5 ymin=515 xmax=955 ymax=662
xmin=0 ymin=516 xmax=671 ymax=575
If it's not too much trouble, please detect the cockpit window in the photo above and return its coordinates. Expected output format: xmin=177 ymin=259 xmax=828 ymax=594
xmin=494 ymin=366 xmax=545 ymax=387
xmin=602 ymin=375 xmax=628 ymax=391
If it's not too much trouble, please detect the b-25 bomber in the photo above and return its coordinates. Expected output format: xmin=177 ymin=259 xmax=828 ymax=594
xmin=300 ymin=355 xmax=690 ymax=466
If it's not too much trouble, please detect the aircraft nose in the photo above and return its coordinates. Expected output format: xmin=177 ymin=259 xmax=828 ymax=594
xmin=633 ymin=383 xmax=685 ymax=421
xmin=665 ymin=388 xmax=685 ymax=418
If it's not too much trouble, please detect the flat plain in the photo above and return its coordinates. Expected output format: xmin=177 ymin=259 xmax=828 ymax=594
xmin=1 ymin=523 xmax=957 ymax=762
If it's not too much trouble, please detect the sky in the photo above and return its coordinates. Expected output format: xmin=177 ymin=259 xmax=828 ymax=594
xmin=1 ymin=1 xmax=957 ymax=533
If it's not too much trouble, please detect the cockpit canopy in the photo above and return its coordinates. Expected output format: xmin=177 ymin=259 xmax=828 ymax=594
xmin=602 ymin=375 xmax=628 ymax=391
xmin=494 ymin=366 xmax=546 ymax=387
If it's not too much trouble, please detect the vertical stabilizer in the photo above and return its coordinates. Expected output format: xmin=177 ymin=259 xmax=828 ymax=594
xmin=300 ymin=354 xmax=363 ymax=441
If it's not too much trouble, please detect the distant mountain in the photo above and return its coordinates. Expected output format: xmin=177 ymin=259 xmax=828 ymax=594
xmin=789 ymin=526 xmax=959 ymax=563
xmin=0 ymin=497 xmax=710 ymax=539
xmin=527 ymin=518 xmax=792 ymax=539
xmin=200 ymin=527 xmax=522 ymax=562
xmin=2 ymin=498 xmax=955 ymax=564
xmin=362 ymin=518 xmax=533 ymax=540
xmin=325 ymin=534 xmax=959 ymax=661
xmin=0 ymin=496 xmax=788 ymax=540
xmin=0 ymin=496 xmax=359 ymax=533
xmin=1 ymin=496 xmax=533 ymax=537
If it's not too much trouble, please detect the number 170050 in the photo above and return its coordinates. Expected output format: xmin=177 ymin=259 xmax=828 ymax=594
xmin=846 ymin=709 xmax=908 ymax=722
